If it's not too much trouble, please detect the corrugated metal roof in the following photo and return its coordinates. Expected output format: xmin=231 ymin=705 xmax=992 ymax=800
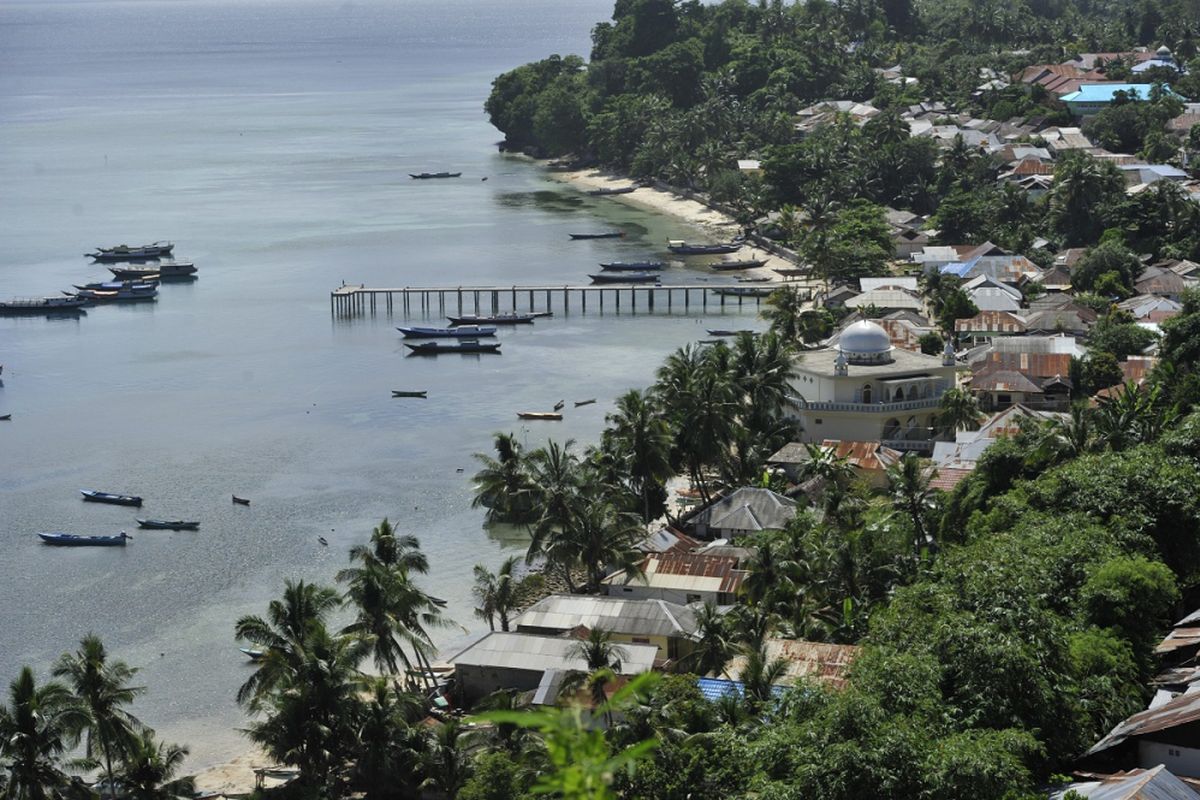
xmin=605 ymin=552 xmax=747 ymax=594
xmin=692 ymin=488 xmax=798 ymax=533
xmin=1087 ymin=690 xmax=1200 ymax=757
xmin=514 ymin=595 xmax=700 ymax=639
xmin=955 ymin=310 xmax=1028 ymax=334
xmin=449 ymin=632 xmax=658 ymax=674
xmin=930 ymin=467 xmax=973 ymax=492
xmin=696 ymin=677 xmax=789 ymax=701
xmin=1051 ymin=766 xmax=1200 ymax=800
xmin=722 ymin=638 xmax=860 ymax=689
xmin=1156 ymin=627 xmax=1200 ymax=656
xmin=818 ymin=439 xmax=902 ymax=471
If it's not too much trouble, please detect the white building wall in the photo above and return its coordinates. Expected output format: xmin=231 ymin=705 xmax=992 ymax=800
xmin=605 ymin=584 xmax=723 ymax=606
xmin=1139 ymin=740 xmax=1200 ymax=778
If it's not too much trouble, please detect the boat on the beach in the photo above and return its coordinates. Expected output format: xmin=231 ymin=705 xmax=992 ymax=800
xmin=712 ymin=286 xmax=774 ymax=298
xmin=397 ymin=325 xmax=497 ymax=338
xmin=447 ymin=313 xmax=535 ymax=325
xmin=599 ymin=261 xmax=665 ymax=271
xmin=410 ymin=172 xmax=461 ymax=179
xmin=392 ymin=390 xmax=428 ymax=398
xmin=737 ymin=276 xmax=773 ymax=283
xmin=232 ymin=495 xmax=251 ymax=506
xmin=81 ymin=489 xmax=143 ymax=507
xmin=240 ymin=647 xmax=265 ymax=661
xmin=406 ymin=340 xmax=502 ymax=354
xmin=709 ymin=258 xmax=768 ymax=271
xmin=517 ymin=411 xmax=563 ymax=420
xmin=110 ymin=261 xmax=195 ymax=279
xmin=38 ymin=532 xmax=131 ymax=547
xmin=0 ymin=296 xmax=89 ymax=315
xmin=88 ymin=242 xmax=174 ymax=261
xmin=667 ymin=239 xmax=743 ymax=255
xmin=574 ymin=398 xmax=596 ymax=407
xmin=136 ymin=519 xmax=200 ymax=530
xmin=569 ymin=232 xmax=625 ymax=240
xmin=588 ymin=186 xmax=637 ymax=196
xmin=589 ymin=272 xmax=661 ymax=284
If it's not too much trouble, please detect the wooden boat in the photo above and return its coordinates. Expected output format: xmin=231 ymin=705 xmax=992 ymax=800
xmin=712 ymin=286 xmax=774 ymax=298
xmin=707 ymin=329 xmax=757 ymax=337
xmin=81 ymin=489 xmax=143 ymax=507
xmin=110 ymin=261 xmax=195 ymax=279
xmin=39 ymin=532 xmax=131 ymax=547
xmin=74 ymin=280 xmax=158 ymax=292
xmin=0 ymin=414 xmax=11 ymax=421
xmin=569 ymin=232 xmax=625 ymax=240
xmin=517 ymin=411 xmax=563 ymax=420
xmin=709 ymin=258 xmax=768 ymax=271
xmin=589 ymin=272 xmax=660 ymax=284
xmin=137 ymin=519 xmax=200 ymax=530
xmin=667 ymin=239 xmax=743 ymax=255
xmin=397 ymin=325 xmax=497 ymax=338
xmin=88 ymin=242 xmax=174 ymax=261
xmin=737 ymin=276 xmax=772 ymax=283
xmin=447 ymin=313 xmax=535 ymax=325
xmin=392 ymin=390 xmax=428 ymax=398
xmin=0 ymin=296 xmax=89 ymax=315
xmin=588 ymin=186 xmax=636 ymax=196
xmin=529 ymin=311 xmax=555 ymax=318
xmin=574 ymin=399 xmax=596 ymax=407
xmin=405 ymin=340 xmax=502 ymax=354
xmin=599 ymin=261 xmax=665 ymax=271
xmin=232 ymin=495 xmax=251 ymax=506
xmin=317 ymin=536 xmax=329 ymax=546
xmin=240 ymin=647 xmax=265 ymax=661
xmin=70 ymin=286 xmax=157 ymax=303
xmin=410 ymin=172 xmax=461 ymax=179
xmin=553 ymin=400 xmax=565 ymax=411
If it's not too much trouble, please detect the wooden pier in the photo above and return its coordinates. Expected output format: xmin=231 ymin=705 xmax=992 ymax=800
xmin=330 ymin=283 xmax=809 ymax=318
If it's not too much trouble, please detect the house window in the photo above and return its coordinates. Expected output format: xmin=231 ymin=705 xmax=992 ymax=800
xmin=814 ymin=418 xmax=823 ymax=424
xmin=685 ymin=594 xmax=702 ymax=604
xmin=622 ymin=587 xmax=633 ymax=593
xmin=997 ymin=394 xmax=1012 ymax=406
xmin=894 ymin=386 xmax=905 ymax=401
xmin=861 ymin=384 xmax=872 ymax=403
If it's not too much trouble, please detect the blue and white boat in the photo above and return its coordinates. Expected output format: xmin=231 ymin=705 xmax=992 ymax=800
xmin=396 ymin=325 xmax=497 ymax=338
xmin=38 ymin=532 xmax=131 ymax=547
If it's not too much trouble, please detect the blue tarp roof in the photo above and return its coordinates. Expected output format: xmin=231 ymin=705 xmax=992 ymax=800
xmin=696 ymin=677 xmax=788 ymax=701
xmin=939 ymin=261 xmax=973 ymax=278
xmin=1060 ymin=83 xmax=1166 ymax=103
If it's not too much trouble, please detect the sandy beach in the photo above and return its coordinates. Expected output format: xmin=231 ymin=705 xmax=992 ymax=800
xmin=545 ymin=167 xmax=804 ymax=285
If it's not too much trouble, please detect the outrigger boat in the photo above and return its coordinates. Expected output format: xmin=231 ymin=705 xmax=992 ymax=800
xmin=39 ymin=532 xmax=131 ymax=547
xmin=87 ymin=242 xmax=174 ymax=261
xmin=405 ymin=340 xmax=502 ymax=355
xmin=517 ymin=411 xmax=563 ymax=420
xmin=599 ymin=261 xmax=665 ymax=271
xmin=397 ymin=325 xmax=497 ymax=338
xmin=0 ymin=296 xmax=89 ymax=315
xmin=667 ymin=239 xmax=743 ymax=255
xmin=447 ymin=313 xmax=535 ymax=325
xmin=589 ymin=272 xmax=660 ymax=284
xmin=136 ymin=519 xmax=200 ymax=530
xmin=410 ymin=172 xmax=461 ymax=179
xmin=81 ymin=489 xmax=142 ymax=507
xmin=569 ymin=232 xmax=625 ymax=240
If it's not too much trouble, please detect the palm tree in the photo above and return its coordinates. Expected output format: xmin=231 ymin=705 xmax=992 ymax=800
xmin=1035 ymin=401 xmax=1094 ymax=464
xmin=737 ymin=645 xmax=790 ymax=713
xmin=471 ymin=433 xmax=534 ymax=523
xmin=605 ymin=390 xmax=675 ymax=523
xmin=763 ymin=286 xmax=807 ymax=342
xmin=115 ymin=732 xmax=193 ymax=800
xmin=233 ymin=579 xmax=341 ymax=708
xmin=338 ymin=525 xmax=449 ymax=689
xmin=568 ymin=628 xmax=629 ymax=672
xmin=245 ymin=622 xmax=369 ymax=791
xmin=654 ymin=346 xmax=736 ymax=504
xmin=525 ymin=440 xmax=585 ymax=591
xmin=472 ymin=555 xmax=520 ymax=632
xmin=886 ymin=452 xmax=938 ymax=563
xmin=730 ymin=331 xmax=798 ymax=438
xmin=52 ymin=635 xmax=144 ymax=800
xmin=683 ymin=603 xmax=736 ymax=677
xmin=569 ymin=498 xmax=646 ymax=595
xmin=420 ymin=720 xmax=473 ymax=800
xmin=936 ymin=387 xmax=983 ymax=437
xmin=0 ymin=667 xmax=89 ymax=800
xmin=351 ymin=677 xmax=424 ymax=798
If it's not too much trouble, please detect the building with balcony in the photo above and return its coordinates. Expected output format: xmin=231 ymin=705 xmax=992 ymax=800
xmin=788 ymin=321 xmax=958 ymax=452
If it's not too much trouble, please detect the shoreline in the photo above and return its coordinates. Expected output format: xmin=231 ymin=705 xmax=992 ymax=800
xmin=540 ymin=165 xmax=803 ymax=286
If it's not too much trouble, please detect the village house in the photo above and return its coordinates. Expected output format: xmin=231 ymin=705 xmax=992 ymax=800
xmin=843 ymin=285 xmax=925 ymax=314
xmin=932 ymin=404 xmax=1064 ymax=473
xmin=722 ymin=638 xmax=861 ymax=689
xmin=787 ymin=320 xmax=959 ymax=453
xmin=1060 ymin=83 xmax=1172 ymax=116
xmin=1081 ymin=691 xmax=1200 ymax=778
xmin=964 ymin=275 xmax=1023 ymax=312
xmin=955 ymin=310 xmax=1029 ymax=347
xmin=513 ymin=595 xmax=700 ymax=664
xmin=1051 ymin=765 xmax=1200 ymax=800
xmin=1135 ymin=265 xmax=1188 ymax=300
xmin=447 ymin=632 xmax=658 ymax=705
xmin=966 ymin=349 xmax=1075 ymax=411
xmin=603 ymin=552 xmax=747 ymax=606
xmin=686 ymin=486 xmax=798 ymax=539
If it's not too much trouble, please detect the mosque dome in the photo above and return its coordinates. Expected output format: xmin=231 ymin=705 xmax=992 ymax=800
xmin=837 ymin=320 xmax=893 ymax=364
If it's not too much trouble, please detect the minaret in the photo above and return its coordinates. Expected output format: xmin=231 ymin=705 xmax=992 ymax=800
xmin=943 ymin=336 xmax=956 ymax=366
xmin=834 ymin=349 xmax=849 ymax=376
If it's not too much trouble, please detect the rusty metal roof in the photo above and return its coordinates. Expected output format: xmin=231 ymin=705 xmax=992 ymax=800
xmin=819 ymin=439 xmax=902 ymax=471
xmin=605 ymin=552 xmax=747 ymax=594
xmin=1052 ymin=766 xmax=1200 ymax=800
xmin=955 ymin=310 xmax=1028 ymax=334
xmin=1086 ymin=690 xmax=1200 ymax=757
xmin=1155 ymin=627 xmax=1200 ymax=656
xmin=930 ymin=467 xmax=974 ymax=492
xmin=969 ymin=369 xmax=1044 ymax=394
xmin=723 ymin=638 xmax=861 ymax=689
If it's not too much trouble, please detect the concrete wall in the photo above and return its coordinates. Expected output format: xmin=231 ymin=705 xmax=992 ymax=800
xmin=456 ymin=664 xmax=544 ymax=706
xmin=1139 ymin=740 xmax=1200 ymax=778
xmin=605 ymin=583 xmax=729 ymax=606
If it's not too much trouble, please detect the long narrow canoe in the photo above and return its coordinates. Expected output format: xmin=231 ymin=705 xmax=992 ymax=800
xmin=447 ymin=313 xmax=535 ymax=325
xmin=233 ymin=495 xmax=251 ymax=506
xmin=397 ymin=325 xmax=497 ymax=338
xmin=410 ymin=172 xmax=461 ymax=179
xmin=39 ymin=532 xmax=131 ymax=547
xmin=667 ymin=240 xmax=743 ymax=255
xmin=517 ymin=411 xmax=563 ymax=420
xmin=599 ymin=261 xmax=665 ymax=271
xmin=405 ymin=340 xmax=502 ymax=354
xmin=709 ymin=258 xmax=768 ymax=271
xmin=588 ymin=272 xmax=661 ymax=284
xmin=392 ymin=390 xmax=428 ymax=398
xmin=588 ymin=186 xmax=636 ymax=196
xmin=569 ymin=232 xmax=625 ymax=240
xmin=137 ymin=519 xmax=200 ymax=530
xmin=81 ymin=489 xmax=143 ymax=507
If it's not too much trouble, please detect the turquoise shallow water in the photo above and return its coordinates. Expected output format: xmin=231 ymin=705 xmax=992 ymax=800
xmin=0 ymin=0 xmax=766 ymax=765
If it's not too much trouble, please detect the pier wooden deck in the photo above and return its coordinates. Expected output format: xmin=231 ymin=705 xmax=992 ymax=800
xmin=330 ymin=283 xmax=812 ymax=318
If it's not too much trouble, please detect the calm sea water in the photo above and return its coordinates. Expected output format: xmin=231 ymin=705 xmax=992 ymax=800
xmin=0 ymin=0 xmax=765 ymax=766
